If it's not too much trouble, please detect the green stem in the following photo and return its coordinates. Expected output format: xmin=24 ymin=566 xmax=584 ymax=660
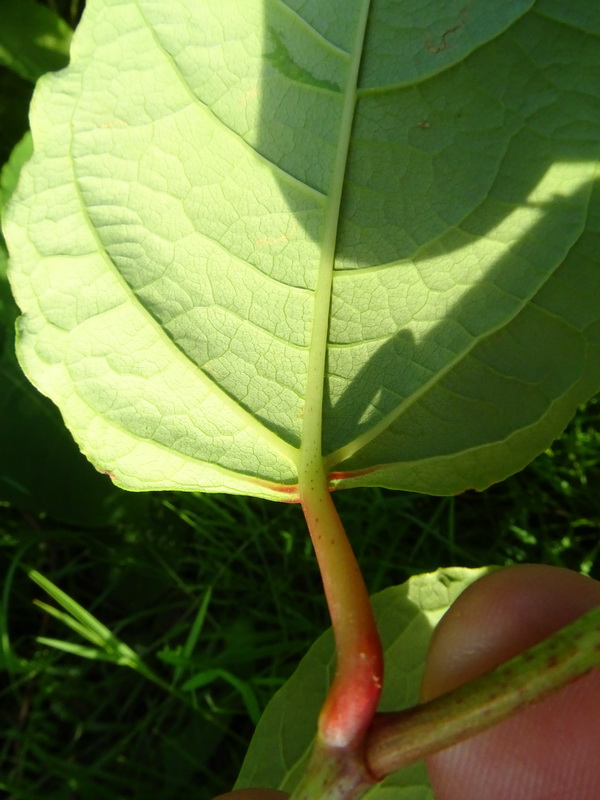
xmin=299 ymin=471 xmax=383 ymax=750
xmin=289 ymin=739 xmax=374 ymax=800
xmin=365 ymin=602 xmax=600 ymax=778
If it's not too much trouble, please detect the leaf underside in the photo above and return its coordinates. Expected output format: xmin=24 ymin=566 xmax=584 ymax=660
xmin=6 ymin=0 xmax=600 ymax=500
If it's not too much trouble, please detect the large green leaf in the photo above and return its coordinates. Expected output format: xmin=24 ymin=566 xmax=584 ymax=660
xmin=236 ymin=567 xmax=490 ymax=794
xmin=5 ymin=0 xmax=600 ymax=499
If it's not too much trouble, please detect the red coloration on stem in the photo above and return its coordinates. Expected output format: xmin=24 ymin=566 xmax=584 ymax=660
xmin=300 ymin=476 xmax=383 ymax=750
xmin=318 ymin=631 xmax=383 ymax=750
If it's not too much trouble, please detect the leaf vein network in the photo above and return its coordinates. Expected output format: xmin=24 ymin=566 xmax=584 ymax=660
xmin=172 ymin=216 xmax=315 ymax=294
xmin=325 ymin=248 xmax=575 ymax=466
xmin=64 ymin=384 xmax=286 ymax=488
xmin=132 ymin=0 xmax=326 ymax=204
xmin=66 ymin=143 xmax=297 ymax=463
xmin=166 ymin=305 xmax=309 ymax=352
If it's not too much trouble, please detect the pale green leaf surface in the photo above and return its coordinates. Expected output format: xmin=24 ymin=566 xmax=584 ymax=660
xmin=235 ymin=567 xmax=490 ymax=794
xmin=5 ymin=0 xmax=600 ymax=498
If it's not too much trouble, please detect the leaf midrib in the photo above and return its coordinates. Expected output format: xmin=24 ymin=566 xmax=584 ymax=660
xmin=299 ymin=0 xmax=372 ymax=477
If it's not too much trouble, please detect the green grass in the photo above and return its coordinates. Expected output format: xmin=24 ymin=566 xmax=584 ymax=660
xmin=0 ymin=397 xmax=598 ymax=799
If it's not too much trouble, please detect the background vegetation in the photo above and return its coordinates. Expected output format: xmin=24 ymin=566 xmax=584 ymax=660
xmin=1 ymin=2 xmax=599 ymax=798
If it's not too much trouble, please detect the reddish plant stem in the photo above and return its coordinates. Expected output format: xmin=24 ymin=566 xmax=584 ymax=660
xmin=300 ymin=470 xmax=383 ymax=751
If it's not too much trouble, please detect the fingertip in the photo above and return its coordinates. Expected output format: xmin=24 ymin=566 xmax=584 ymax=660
xmin=421 ymin=565 xmax=600 ymax=800
xmin=421 ymin=564 xmax=600 ymax=700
